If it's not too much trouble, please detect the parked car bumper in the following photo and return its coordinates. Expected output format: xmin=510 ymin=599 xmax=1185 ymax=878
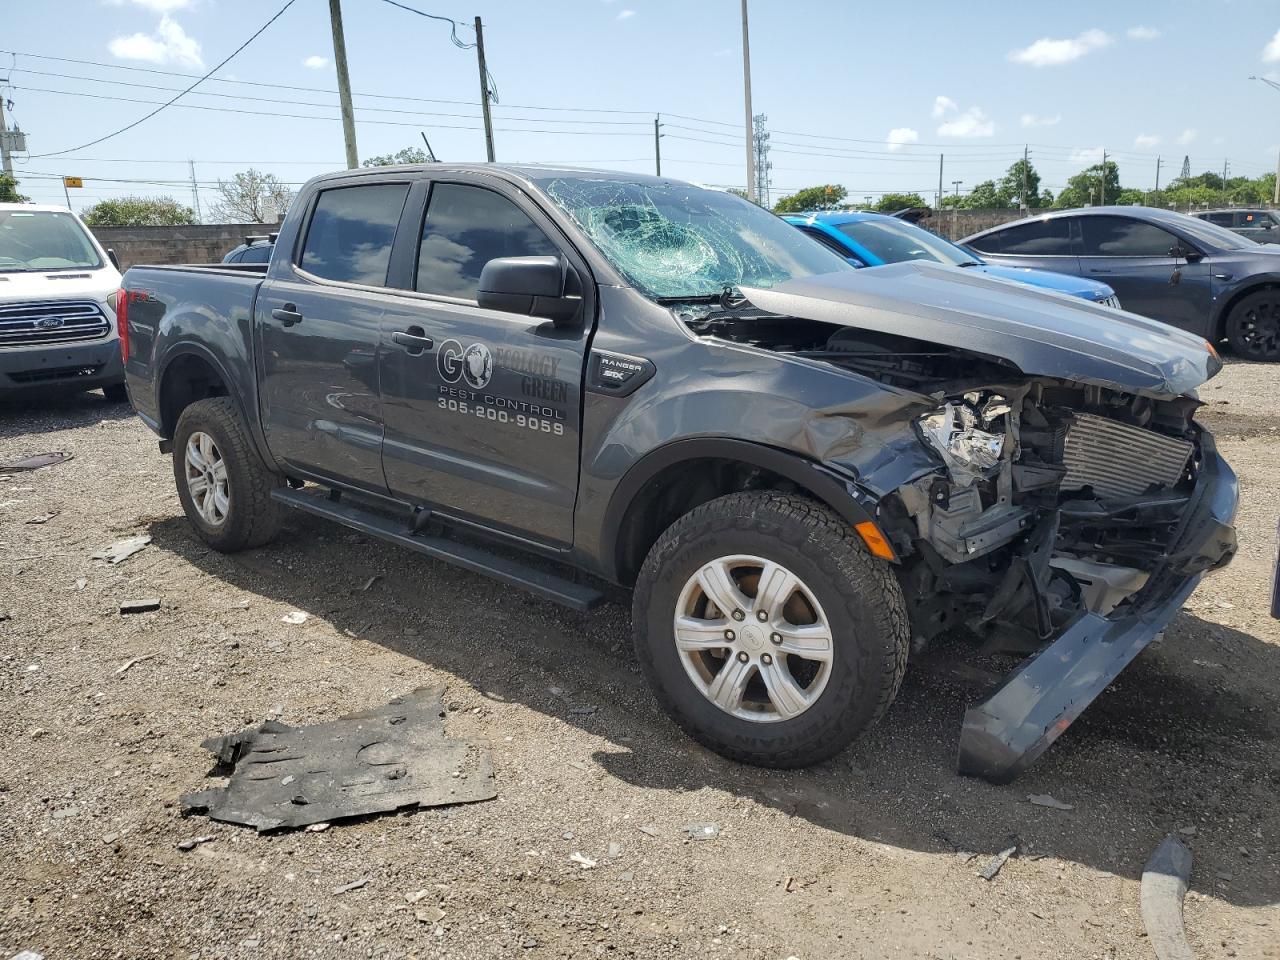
xmin=956 ymin=444 xmax=1238 ymax=783
xmin=0 ymin=338 xmax=124 ymax=397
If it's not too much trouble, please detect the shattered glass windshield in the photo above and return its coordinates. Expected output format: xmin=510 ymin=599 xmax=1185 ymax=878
xmin=540 ymin=177 xmax=849 ymax=299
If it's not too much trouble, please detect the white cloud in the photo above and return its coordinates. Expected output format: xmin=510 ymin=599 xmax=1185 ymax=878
xmin=932 ymin=95 xmax=958 ymax=119
xmin=1020 ymin=113 xmax=1060 ymax=128
xmin=303 ymin=55 xmax=329 ymax=69
xmin=105 ymin=0 xmax=195 ymax=10
xmin=1009 ymin=29 xmax=1112 ymax=67
xmin=1070 ymin=146 xmax=1105 ymax=165
xmin=108 ymin=14 xmax=204 ymax=69
xmin=617 ymin=9 xmax=635 ymax=19
xmin=1127 ymin=26 xmax=1160 ymax=41
xmin=1177 ymin=128 xmax=1198 ymax=145
xmin=937 ymin=106 xmax=994 ymax=138
xmin=885 ymin=128 xmax=919 ymax=152
xmin=1264 ymin=28 xmax=1280 ymax=62
xmin=1134 ymin=133 xmax=1160 ymax=149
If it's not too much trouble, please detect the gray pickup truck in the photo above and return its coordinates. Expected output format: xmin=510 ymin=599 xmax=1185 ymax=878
xmin=120 ymin=164 xmax=1238 ymax=782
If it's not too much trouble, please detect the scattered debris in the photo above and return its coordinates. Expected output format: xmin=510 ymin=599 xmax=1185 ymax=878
xmin=332 ymin=877 xmax=369 ymax=895
xmin=570 ymin=852 xmax=597 ymax=869
xmin=681 ymin=822 xmax=720 ymax=841
xmin=115 ymin=653 xmax=157 ymax=676
xmin=51 ymin=807 xmax=79 ymax=820
xmin=1191 ymin=660 xmax=1224 ymax=669
xmin=25 ymin=512 xmax=57 ymax=525
xmin=0 ymin=451 xmax=73 ymax=472
xmin=10 ymin=951 xmax=45 ymax=960
xmin=361 ymin=575 xmax=381 ymax=591
xmin=101 ymin=832 xmax=119 ymax=845
xmin=618 ymin=871 xmax=634 ymax=882
xmin=1177 ymin=826 xmax=1197 ymax=837
xmin=180 ymin=686 xmax=496 ymax=832
xmin=637 ymin=825 xmax=659 ymax=838
xmin=305 ymin=822 xmax=331 ymax=833
xmin=567 ymin=705 xmax=598 ymax=716
xmin=978 ymin=846 xmax=1018 ymax=881
xmin=280 ymin=611 xmax=310 ymax=625
xmin=415 ymin=905 xmax=445 ymax=924
xmin=177 ymin=835 xmax=215 ymax=852
xmin=74 ymin=578 xmax=87 ymax=591
xmin=606 ymin=841 xmax=622 ymax=859
xmin=119 ymin=598 xmax=161 ymax=615
xmin=405 ymin=889 xmax=431 ymax=904
xmin=1027 ymin=793 xmax=1074 ymax=811
xmin=1141 ymin=835 xmax=1194 ymax=960
xmin=91 ymin=535 xmax=151 ymax=565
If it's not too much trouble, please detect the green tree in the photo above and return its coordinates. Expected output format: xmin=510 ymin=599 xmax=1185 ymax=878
xmin=0 ymin=173 xmax=29 ymax=203
xmin=1113 ymin=188 xmax=1145 ymax=206
xmin=362 ymin=146 xmax=432 ymax=167
xmin=873 ymin=192 xmax=930 ymax=212
xmin=773 ymin=184 xmax=847 ymax=214
xmin=212 ymin=169 xmax=293 ymax=223
xmin=962 ymin=180 xmax=1004 ymax=208
xmin=725 ymin=187 xmax=760 ymax=205
xmin=1054 ymin=160 xmax=1121 ymax=208
xmin=82 ymin=195 xmax=195 ymax=226
xmin=999 ymin=159 xmax=1043 ymax=208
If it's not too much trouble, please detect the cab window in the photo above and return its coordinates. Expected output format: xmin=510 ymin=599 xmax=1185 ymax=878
xmin=1080 ymin=216 xmax=1180 ymax=258
xmin=416 ymin=183 xmax=559 ymax=300
xmin=970 ymin=217 xmax=1073 ymax=256
xmin=299 ymin=183 xmax=410 ymax=286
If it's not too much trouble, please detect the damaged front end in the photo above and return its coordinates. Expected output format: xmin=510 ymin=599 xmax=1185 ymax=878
xmin=724 ymin=269 xmax=1239 ymax=781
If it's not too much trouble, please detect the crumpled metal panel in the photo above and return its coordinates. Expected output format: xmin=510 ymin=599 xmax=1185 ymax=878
xmin=180 ymin=686 xmax=495 ymax=832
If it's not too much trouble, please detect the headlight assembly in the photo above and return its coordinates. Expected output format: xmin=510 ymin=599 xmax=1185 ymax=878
xmin=918 ymin=400 xmax=1005 ymax=483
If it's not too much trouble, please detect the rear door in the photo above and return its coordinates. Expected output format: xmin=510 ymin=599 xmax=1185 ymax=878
xmin=256 ymin=180 xmax=412 ymax=492
xmin=377 ymin=177 xmax=591 ymax=547
xmin=965 ymin=216 xmax=1080 ymax=275
xmin=1076 ymin=214 xmax=1213 ymax=333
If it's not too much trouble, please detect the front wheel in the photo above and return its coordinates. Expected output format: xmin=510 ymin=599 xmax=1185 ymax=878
xmin=632 ymin=492 xmax=910 ymax=768
xmin=1225 ymin=289 xmax=1280 ymax=361
xmin=173 ymin=397 xmax=282 ymax=552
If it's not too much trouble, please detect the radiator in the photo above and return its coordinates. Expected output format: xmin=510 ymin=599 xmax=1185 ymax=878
xmin=1060 ymin=413 xmax=1194 ymax=499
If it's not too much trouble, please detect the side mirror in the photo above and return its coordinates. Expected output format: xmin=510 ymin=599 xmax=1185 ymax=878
xmin=106 ymin=248 xmax=121 ymax=271
xmin=477 ymin=255 xmax=581 ymax=327
xmin=1170 ymin=243 xmax=1204 ymax=264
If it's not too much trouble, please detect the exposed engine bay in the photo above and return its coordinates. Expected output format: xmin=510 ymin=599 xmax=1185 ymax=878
xmin=685 ymin=309 xmax=1210 ymax=654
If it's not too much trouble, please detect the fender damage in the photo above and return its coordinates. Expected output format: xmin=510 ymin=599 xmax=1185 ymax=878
xmin=686 ymin=264 xmax=1239 ymax=782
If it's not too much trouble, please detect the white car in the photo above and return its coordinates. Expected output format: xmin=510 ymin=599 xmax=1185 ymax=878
xmin=0 ymin=203 xmax=126 ymax=400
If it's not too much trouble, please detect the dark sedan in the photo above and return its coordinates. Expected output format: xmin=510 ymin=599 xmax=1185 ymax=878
xmin=964 ymin=206 xmax=1280 ymax=360
xmin=1194 ymin=208 xmax=1280 ymax=244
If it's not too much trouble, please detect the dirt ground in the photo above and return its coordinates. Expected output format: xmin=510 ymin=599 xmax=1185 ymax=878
xmin=1 ymin=359 xmax=1278 ymax=960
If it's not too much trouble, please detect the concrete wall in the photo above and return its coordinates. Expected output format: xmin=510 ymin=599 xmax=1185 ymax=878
xmin=916 ymin=208 xmax=1026 ymax=240
xmin=89 ymin=223 xmax=275 ymax=271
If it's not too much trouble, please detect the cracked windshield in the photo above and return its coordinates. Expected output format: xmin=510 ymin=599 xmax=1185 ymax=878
xmin=541 ymin=177 xmax=847 ymax=299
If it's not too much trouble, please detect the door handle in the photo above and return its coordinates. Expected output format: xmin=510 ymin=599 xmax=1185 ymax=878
xmin=392 ymin=327 xmax=434 ymax=354
xmin=271 ymin=303 xmax=303 ymax=326
xmin=1088 ymin=269 xmax=1113 ymax=275
xmin=1213 ymin=273 xmax=1233 ymax=281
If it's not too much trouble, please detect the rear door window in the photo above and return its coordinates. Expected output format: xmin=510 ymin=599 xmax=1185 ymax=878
xmin=970 ymin=217 xmax=1073 ymax=256
xmin=799 ymin=226 xmax=855 ymax=259
xmin=1205 ymin=212 xmax=1234 ymax=226
xmin=416 ymin=183 xmax=559 ymax=300
xmin=1080 ymin=216 xmax=1180 ymax=257
xmin=300 ymin=183 xmax=410 ymax=286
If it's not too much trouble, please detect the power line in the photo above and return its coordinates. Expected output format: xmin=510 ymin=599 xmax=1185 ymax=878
xmin=376 ymin=0 xmax=476 ymax=48
xmin=31 ymin=0 xmax=300 ymax=158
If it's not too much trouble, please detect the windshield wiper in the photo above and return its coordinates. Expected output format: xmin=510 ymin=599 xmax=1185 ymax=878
xmin=654 ymin=285 xmax=747 ymax=309
xmin=955 ymin=261 xmax=984 ymax=268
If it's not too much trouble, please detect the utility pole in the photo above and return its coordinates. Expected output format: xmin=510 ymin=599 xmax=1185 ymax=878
xmin=936 ymin=154 xmax=944 ymax=210
xmin=951 ymin=180 xmax=962 ymax=238
xmin=474 ymin=17 xmax=495 ymax=162
xmin=1274 ymin=148 xmax=1279 ymax=205
xmin=62 ymin=178 xmax=71 ymax=208
xmin=1221 ymin=157 xmax=1230 ymax=202
xmin=740 ymin=0 xmax=755 ymax=202
xmin=1099 ymin=149 xmax=1107 ymax=205
xmin=752 ymin=113 xmax=772 ymax=207
xmin=188 ymin=159 xmax=202 ymax=223
xmin=654 ymin=114 xmax=662 ymax=176
xmin=1154 ymin=155 xmax=1161 ymax=198
xmin=0 ymin=90 xmax=16 ymax=178
xmin=1021 ymin=144 xmax=1029 ymax=211
xmin=328 ymin=0 xmax=359 ymax=169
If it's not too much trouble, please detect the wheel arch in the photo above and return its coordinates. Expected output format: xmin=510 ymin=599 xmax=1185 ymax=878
xmin=601 ymin=438 xmax=878 ymax=586
xmin=156 ymin=344 xmax=240 ymax=438
xmin=1214 ymin=275 xmax=1280 ymax=341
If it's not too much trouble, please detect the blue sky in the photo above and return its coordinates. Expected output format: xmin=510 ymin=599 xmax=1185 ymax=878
xmin=5 ymin=0 xmax=1280 ymax=214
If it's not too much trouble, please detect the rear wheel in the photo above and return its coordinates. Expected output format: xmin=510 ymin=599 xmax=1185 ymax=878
xmin=632 ymin=491 xmax=910 ymax=768
xmin=173 ymin=397 xmax=282 ymax=552
xmin=1225 ymin=289 xmax=1280 ymax=361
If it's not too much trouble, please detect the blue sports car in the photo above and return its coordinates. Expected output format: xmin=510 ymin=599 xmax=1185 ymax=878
xmin=784 ymin=210 xmax=1120 ymax=307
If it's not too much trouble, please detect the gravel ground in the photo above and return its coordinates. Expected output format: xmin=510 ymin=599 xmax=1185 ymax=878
xmin=1 ymin=370 xmax=1278 ymax=960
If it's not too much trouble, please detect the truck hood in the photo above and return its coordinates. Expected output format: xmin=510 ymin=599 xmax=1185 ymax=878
xmin=0 ymin=266 xmax=121 ymax=308
xmin=742 ymin=261 xmax=1219 ymax=399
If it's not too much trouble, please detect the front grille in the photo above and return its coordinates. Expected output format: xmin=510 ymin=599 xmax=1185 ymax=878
xmin=9 ymin=363 xmax=105 ymax=384
xmin=1096 ymin=295 xmax=1122 ymax=309
xmin=0 ymin=299 xmax=110 ymax=347
xmin=1061 ymin=413 xmax=1193 ymax=498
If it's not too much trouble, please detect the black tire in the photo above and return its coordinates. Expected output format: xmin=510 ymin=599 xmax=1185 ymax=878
xmin=1224 ymin=288 xmax=1280 ymax=361
xmin=632 ymin=491 xmax=910 ymax=768
xmin=102 ymin=383 xmax=129 ymax=403
xmin=173 ymin=397 xmax=282 ymax=552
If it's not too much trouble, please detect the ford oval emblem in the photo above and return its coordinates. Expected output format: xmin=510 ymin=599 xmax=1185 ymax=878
xmin=38 ymin=317 xmax=65 ymax=329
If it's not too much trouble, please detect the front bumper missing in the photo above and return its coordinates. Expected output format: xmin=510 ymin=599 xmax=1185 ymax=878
xmin=956 ymin=447 xmax=1238 ymax=784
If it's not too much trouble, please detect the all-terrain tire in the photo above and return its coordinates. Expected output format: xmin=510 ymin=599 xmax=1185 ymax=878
xmin=173 ymin=397 xmax=282 ymax=552
xmin=632 ymin=491 xmax=910 ymax=768
xmin=1224 ymin=288 xmax=1280 ymax=361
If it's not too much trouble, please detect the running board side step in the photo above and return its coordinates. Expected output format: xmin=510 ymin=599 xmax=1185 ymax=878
xmin=270 ymin=488 xmax=605 ymax=613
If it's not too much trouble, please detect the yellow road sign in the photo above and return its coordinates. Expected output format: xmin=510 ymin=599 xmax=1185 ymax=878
xmin=62 ymin=176 xmax=83 ymax=188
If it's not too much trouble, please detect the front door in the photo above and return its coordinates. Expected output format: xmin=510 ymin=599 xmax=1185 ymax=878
xmin=257 ymin=180 xmax=412 ymax=492
xmin=378 ymin=179 xmax=590 ymax=547
xmin=1076 ymin=214 xmax=1214 ymax=335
